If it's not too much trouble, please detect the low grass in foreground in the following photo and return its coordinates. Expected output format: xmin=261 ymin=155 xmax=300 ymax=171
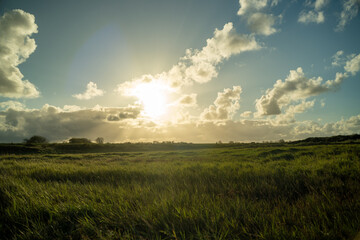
xmin=0 ymin=144 xmax=360 ymax=239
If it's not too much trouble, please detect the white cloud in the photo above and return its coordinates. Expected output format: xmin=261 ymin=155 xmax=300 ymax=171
xmin=237 ymin=0 xmax=279 ymax=36
xmin=0 ymin=9 xmax=39 ymax=98
xmin=336 ymin=0 xmax=360 ymax=31
xmin=314 ymin=0 xmax=329 ymax=11
xmin=247 ymin=13 xmax=277 ymax=35
xmin=175 ymin=94 xmax=197 ymax=107
xmin=274 ymin=100 xmax=315 ymax=125
xmin=0 ymin=104 xmax=142 ymax=142
xmin=73 ymin=81 xmax=105 ymax=100
xmin=331 ymin=50 xmax=345 ymax=66
xmin=295 ymin=115 xmax=360 ymax=137
xmin=298 ymin=0 xmax=329 ymax=24
xmin=63 ymin=105 xmax=84 ymax=112
xmin=255 ymin=67 xmax=347 ymax=116
xmin=0 ymin=101 xmax=25 ymax=111
xmin=0 ymin=96 xmax=358 ymax=143
xmin=331 ymin=51 xmax=360 ymax=75
xmin=119 ymin=22 xmax=259 ymax=93
xmin=320 ymin=99 xmax=326 ymax=107
xmin=179 ymin=22 xmax=260 ymax=84
xmin=325 ymin=72 xmax=348 ymax=89
xmin=238 ymin=0 xmax=268 ymax=16
xmin=200 ymin=86 xmax=242 ymax=122
xmin=344 ymin=53 xmax=360 ymax=75
xmin=298 ymin=10 xmax=325 ymax=24
xmin=117 ymin=22 xmax=259 ymax=116
xmin=1 ymin=103 xmax=359 ymax=143
xmin=240 ymin=111 xmax=253 ymax=118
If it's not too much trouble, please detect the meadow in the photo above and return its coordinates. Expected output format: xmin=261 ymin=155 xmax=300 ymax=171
xmin=0 ymin=143 xmax=360 ymax=239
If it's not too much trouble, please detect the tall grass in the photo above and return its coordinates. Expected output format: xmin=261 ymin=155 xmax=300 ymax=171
xmin=0 ymin=144 xmax=359 ymax=239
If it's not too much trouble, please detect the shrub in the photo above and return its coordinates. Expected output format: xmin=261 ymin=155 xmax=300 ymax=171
xmin=24 ymin=135 xmax=48 ymax=144
xmin=69 ymin=138 xmax=92 ymax=144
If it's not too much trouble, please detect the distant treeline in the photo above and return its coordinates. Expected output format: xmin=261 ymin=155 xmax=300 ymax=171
xmin=0 ymin=134 xmax=358 ymax=155
xmin=290 ymin=134 xmax=360 ymax=145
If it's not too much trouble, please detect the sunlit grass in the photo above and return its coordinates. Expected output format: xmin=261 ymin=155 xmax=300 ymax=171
xmin=1 ymin=144 xmax=360 ymax=239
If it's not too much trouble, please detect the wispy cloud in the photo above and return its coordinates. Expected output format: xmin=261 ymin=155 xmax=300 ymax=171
xmin=331 ymin=50 xmax=345 ymax=66
xmin=298 ymin=10 xmax=325 ymax=24
xmin=336 ymin=0 xmax=360 ymax=31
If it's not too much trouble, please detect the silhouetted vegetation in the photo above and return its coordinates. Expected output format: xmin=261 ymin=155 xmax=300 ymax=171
xmin=68 ymin=137 xmax=92 ymax=144
xmin=95 ymin=137 xmax=104 ymax=144
xmin=291 ymin=134 xmax=360 ymax=145
xmin=23 ymin=135 xmax=48 ymax=145
xmin=0 ymin=134 xmax=359 ymax=155
xmin=0 ymin=142 xmax=359 ymax=239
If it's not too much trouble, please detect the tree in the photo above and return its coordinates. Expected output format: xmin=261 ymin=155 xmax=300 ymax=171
xmin=69 ymin=138 xmax=92 ymax=144
xmin=95 ymin=137 xmax=104 ymax=144
xmin=24 ymin=135 xmax=48 ymax=144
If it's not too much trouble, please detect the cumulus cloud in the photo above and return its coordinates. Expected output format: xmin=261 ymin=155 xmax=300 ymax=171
xmin=344 ymin=53 xmax=360 ymax=75
xmin=116 ymin=23 xmax=259 ymax=117
xmin=331 ymin=51 xmax=360 ymax=75
xmin=336 ymin=0 xmax=360 ymax=31
xmin=240 ymin=111 xmax=253 ymax=118
xmin=0 ymin=9 xmax=39 ymax=98
xmin=200 ymin=86 xmax=242 ymax=122
xmin=293 ymin=115 xmax=360 ymax=137
xmin=247 ymin=13 xmax=277 ymax=35
xmin=175 ymin=94 xmax=197 ymax=107
xmin=237 ymin=0 xmax=279 ymax=35
xmin=298 ymin=10 xmax=325 ymax=24
xmin=170 ymin=22 xmax=260 ymax=85
xmin=274 ymin=100 xmax=315 ymax=125
xmin=0 ymin=104 xmax=142 ymax=142
xmin=73 ymin=81 xmax=105 ymax=100
xmin=0 ymin=101 xmax=25 ymax=111
xmin=237 ymin=0 xmax=268 ymax=16
xmin=298 ymin=0 xmax=329 ymax=24
xmin=0 ymin=105 xmax=360 ymax=142
xmin=118 ymin=23 xmax=259 ymax=93
xmin=255 ymin=67 xmax=347 ymax=116
xmin=1 ymin=103 xmax=358 ymax=143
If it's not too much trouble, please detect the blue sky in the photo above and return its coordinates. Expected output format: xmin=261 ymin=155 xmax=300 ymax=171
xmin=0 ymin=0 xmax=359 ymax=142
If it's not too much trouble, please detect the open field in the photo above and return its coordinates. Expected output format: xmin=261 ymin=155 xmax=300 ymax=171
xmin=1 ymin=143 xmax=360 ymax=239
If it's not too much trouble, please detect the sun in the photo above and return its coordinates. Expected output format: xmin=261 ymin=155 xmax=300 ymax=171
xmin=131 ymin=81 xmax=168 ymax=118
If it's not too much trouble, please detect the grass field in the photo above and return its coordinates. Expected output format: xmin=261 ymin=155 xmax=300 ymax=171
xmin=1 ymin=143 xmax=360 ymax=239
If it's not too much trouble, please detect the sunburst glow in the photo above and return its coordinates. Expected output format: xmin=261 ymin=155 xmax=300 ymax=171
xmin=131 ymin=81 xmax=168 ymax=118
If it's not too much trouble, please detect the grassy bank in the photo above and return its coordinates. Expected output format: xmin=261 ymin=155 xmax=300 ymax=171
xmin=1 ymin=144 xmax=359 ymax=239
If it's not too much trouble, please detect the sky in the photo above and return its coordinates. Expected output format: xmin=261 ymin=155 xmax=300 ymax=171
xmin=0 ymin=0 xmax=359 ymax=143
